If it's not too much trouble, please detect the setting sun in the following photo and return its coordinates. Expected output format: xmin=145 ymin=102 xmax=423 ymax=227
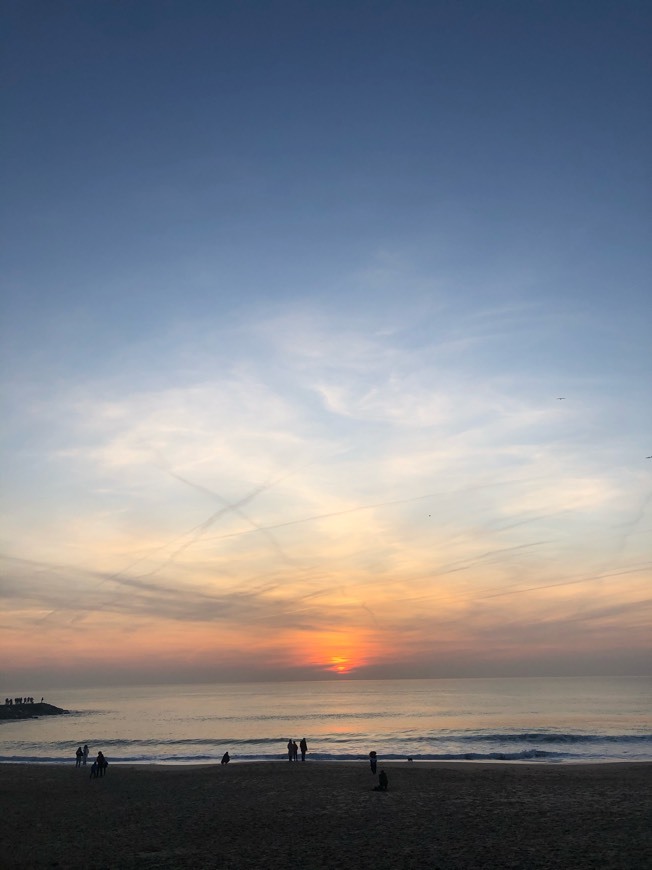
xmin=328 ymin=656 xmax=352 ymax=674
xmin=296 ymin=629 xmax=379 ymax=676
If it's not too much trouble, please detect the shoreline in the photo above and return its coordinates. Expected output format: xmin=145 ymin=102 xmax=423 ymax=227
xmin=3 ymin=760 xmax=652 ymax=771
xmin=2 ymin=757 xmax=652 ymax=767
xmin=1 ymin=761 xmax=650 ymax=868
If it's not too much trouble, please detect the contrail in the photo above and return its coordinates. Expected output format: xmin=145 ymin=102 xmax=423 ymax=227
xmin=396 ymin=562 xmax=652 ymax=610
xmin=161 ymin=467 xmax=294 ymax=565
xmin=201 ymin=477 xmax=556 ymax=544
xmin=478 ymin=564 xmax=652 ymax=601
xmin=612 ymin=490 xmax=652 ymax=558
xmin=31 ymin=472 xmax=295 ymax=623
xmin=98 ymin=460 xmax=305 ymax=585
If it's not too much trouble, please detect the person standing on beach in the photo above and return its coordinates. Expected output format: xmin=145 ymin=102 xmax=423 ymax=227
xmin=287 ymin=739 xmax=294 ymax=761
xmin=369 ymin=751 xmax=377 ymax=774
xmin=75 ymin=746 xmax=83 ymax=767
xmin=292 ymin=740 xmax=299 ymax=761
xmin=299 ymin=737 xmax=308 ymax=761
xmin=82 ymin=744 xmax=89 ymax=766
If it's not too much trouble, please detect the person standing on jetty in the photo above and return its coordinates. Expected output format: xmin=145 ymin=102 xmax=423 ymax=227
xmin=299 ymin=737 xmax=308 ymax=761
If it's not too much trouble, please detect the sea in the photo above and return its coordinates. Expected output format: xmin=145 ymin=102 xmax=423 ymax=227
xmin=1 ymin=676 xmax=651 ymax=765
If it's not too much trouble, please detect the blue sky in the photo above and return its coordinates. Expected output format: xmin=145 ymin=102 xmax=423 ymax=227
xmin=1 ymin=1 xmax=651 ymax=688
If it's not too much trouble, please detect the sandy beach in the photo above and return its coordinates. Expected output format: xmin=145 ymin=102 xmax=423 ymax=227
xmin=1 ymin=761 xmax=651 ymax=869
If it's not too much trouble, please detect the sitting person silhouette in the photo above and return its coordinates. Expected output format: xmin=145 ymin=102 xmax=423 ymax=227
xmin=373 ymin=769 xmax=389 ymax=791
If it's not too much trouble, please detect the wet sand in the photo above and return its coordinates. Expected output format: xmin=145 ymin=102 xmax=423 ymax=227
xmin=1 ymin=761 xmax=650 ymax=868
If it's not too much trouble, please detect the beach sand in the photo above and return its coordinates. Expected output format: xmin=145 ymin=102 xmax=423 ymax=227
xmin=1 ymin=761 xmax=650 ymax=869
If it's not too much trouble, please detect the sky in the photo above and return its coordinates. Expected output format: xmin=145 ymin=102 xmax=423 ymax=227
xmin=1 ymin=0 xmax=651 ymax=689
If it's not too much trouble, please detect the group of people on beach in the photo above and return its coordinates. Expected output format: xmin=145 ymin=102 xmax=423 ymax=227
xmin=75 ymin=745 xmax=108 ymax=778
xmin=287 ymin=737 xmax=308 ymax=761
xmin=90 ymin=751 xmax=108 ymax=778
xmin=75 ymin=745 xmax=89 ymax=767
xmin=72 ymin=739 xmax=386 ymax=789
xmin=4 ymin=697 xmax=41 ymax=705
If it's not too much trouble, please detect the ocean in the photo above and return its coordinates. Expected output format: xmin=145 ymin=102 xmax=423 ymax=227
xmin=1 ymin=676 xmax=650 ymax=765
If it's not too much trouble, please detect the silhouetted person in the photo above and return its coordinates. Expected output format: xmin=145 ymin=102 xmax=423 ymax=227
xmin=292 ymin=740 xmax=299 ymax=761
xmin=82 ymin=744 xmax=89 ymax=766
xmin=287 ymin=739 xmax=294 ymax=762
xmin=373 ymin=770 xmax=389 ymax=791
xmin=369 ymin=751 xmax=377 ymax=774
xmin=299 ymin=737 xmax=308 ymax=761
xmin=221 ymin=752 xmax=230 ymax=764
xmin=75 ymin=746 xmax=83 ymax=767
xmin=96 ymin=751 xmax=107 ymax=776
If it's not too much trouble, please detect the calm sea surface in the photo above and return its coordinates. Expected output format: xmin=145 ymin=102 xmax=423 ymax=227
xmin=1 ymin=676 xmax=650 ymax=765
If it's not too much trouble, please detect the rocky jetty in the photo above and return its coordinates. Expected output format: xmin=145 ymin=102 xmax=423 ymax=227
xmin=0 ymin=702 xmax=68 ymax=721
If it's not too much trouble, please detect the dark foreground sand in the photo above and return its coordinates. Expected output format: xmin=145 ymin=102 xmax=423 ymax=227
xmin=1 ymin=762 xmax=651 ymax=869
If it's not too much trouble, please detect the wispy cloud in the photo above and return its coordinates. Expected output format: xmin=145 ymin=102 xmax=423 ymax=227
xmin=2 ymin=300 xmax=650 ymax=681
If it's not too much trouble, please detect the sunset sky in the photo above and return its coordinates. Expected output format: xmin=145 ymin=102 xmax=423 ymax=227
xmin=2 ymin=1 xmax=651 ymax=689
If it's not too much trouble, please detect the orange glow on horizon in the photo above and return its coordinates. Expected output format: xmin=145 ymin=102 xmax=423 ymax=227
xmin=328 ymin=656 xmax=352 ymax=674
xmin=293 ymin=628 xmax=380 ymax=675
